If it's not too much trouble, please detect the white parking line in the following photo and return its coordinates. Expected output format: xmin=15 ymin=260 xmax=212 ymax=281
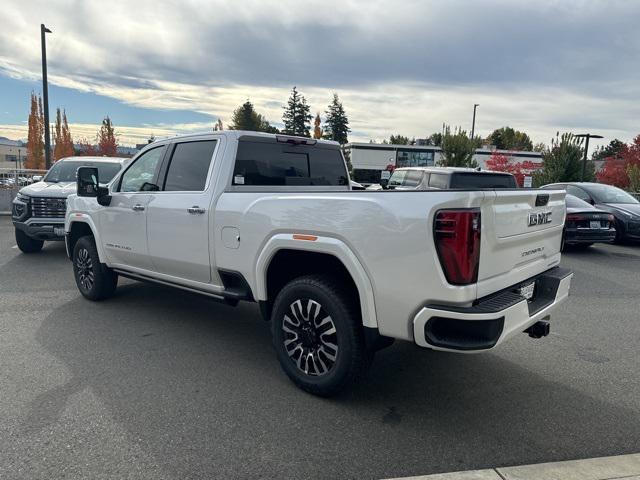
xmin=384 ymin=453 xmax=640 ymax=480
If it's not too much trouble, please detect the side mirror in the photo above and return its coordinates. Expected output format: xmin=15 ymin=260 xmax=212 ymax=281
xmin=380 ymin=178 xmax=389 ymax=189
xmin=32 ymin=175 xmax=43 ymax=182
xmin=77 ymin=167 xmax=99 ymax=197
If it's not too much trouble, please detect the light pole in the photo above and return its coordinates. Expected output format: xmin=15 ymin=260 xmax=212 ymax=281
xmin=574 ymin=133 xmax=603 ymax=181
xmin=470 ymin=104 xmax=479 ymax=141
xmin=41 ymin=24 xmax=52 ymax=169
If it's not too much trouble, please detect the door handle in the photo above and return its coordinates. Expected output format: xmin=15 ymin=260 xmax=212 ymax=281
xmin=132 ymin=204 xmax=145 ymax=211
xmin=187 ymin=206 xmax=206 ymax=214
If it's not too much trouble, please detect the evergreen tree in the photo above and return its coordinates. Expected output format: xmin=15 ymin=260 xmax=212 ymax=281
xmin=439 ymin=125 xmax=478 ymax=168
xmin=282 ymin=86 xmax=311 ymax=137
xmin=61 ymin=110 xmax=74 ymax=158
xmin=534 ymin=132 xmax=595 ymax=186
xmin=388 ymin=134 xmax=410 ymax=145
xmin=26 ymin=92 xmax=45 ymax=169
xmin=97 ymin=116 xmax=118 ymax=156
xmin=486 ymin=126 xmax=533 ymax=151
xmin=322 ymin=93 xmax=350 ymax=144
xmin=213 ymin=118 xmax=224 ymax=131
xmin=313 ymin=113 xmax=322 ymax=139
xmin=229 ymin=101 xmax=277 ymax=133
xmin=592 ymin=139 xmax=625 ymax=161
xmin=53 ymin=108 xmax=64 ymax=160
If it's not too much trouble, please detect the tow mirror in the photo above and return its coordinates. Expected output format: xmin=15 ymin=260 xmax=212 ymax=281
xmin=77 ymin=167 xmax=99 ymax=197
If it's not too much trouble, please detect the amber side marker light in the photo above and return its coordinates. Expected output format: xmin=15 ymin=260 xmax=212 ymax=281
xmin=293 ymin=234 xmax=318 ymax=241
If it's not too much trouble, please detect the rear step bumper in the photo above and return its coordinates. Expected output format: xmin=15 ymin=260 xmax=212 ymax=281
xmin=413 ymin=267 xmax=573 ymax=352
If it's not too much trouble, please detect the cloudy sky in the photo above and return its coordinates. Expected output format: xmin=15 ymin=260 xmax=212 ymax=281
xmin=1 ymin=0 xmax=638 ymax=150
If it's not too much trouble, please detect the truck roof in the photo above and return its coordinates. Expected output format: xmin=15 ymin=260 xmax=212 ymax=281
xmin=149 ymin=130 xmax=340 ymax=148
xmin=57 ymin=156 xmax=129 ymax=163
xmin=394 ymin=166 xmax=513 ymax=175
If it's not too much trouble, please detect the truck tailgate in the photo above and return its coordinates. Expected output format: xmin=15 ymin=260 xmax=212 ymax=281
xmin=477 ymin=189 xmax=566 ymax=297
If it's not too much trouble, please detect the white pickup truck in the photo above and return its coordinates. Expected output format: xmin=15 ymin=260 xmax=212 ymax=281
xmin=65 ymin=131 xmax=572 ymax=396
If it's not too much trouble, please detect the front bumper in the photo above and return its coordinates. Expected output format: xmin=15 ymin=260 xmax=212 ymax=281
xmin=13 ymin=220 xmax=65 ymax=241
xmin=413 ymin=267 xmax=573 ymax=352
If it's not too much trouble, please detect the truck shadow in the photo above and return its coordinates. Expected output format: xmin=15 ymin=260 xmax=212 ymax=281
xmin=30 ymin=282 xmax=640 ymax=480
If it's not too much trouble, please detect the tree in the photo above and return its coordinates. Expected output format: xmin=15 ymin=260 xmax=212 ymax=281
xmin=213 ymin=118 xmax=223 ymax=131
xmin=388 ymin=134 xmax=410 ymax=145
xmin=322 ymin=93 xmax=350 ymax=144
xmin=427 ymin=132 xmax=443 ymax=146
xmin=534 ymin=132 xmax=594 ymax=186
xmin=486 ymin=127 xmax=533 ymax=151
xmin=228 ymin=100 xmax=277 ymax=133
xmin=592 ymin=139 xmax=625 ymax=161
xmin=25 ymin=92 xmax=45 ymax=169
xmin=533 ymin=142 xmax=546 ymax=152
xmin=597 ymin=135 xmax=640 ymax=189
xmin=76 ymin=138 xmax=97 ymax=156
xmin=52 ymin=108 xmax=74 ymax=161
xmin=439 ymin=126 xmax=478 ymax=167
xmin=97 ymin=116 xmax=118 ymax=156
xmin=485 ymin=151 xmax=542 ymax=187
xmin=313 ymin=113 xmax=322 ymax=139
xmin=282 ymin=86 xmax=311 ymax=137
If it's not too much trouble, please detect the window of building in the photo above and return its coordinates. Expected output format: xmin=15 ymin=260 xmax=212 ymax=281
xmin=163 ymin=140 xmax=217 ymax=191
xmin=396 ymin=150 xmax=434 ymax=168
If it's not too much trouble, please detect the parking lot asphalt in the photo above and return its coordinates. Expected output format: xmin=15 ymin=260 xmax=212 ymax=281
xmin=1 ymin=215 xmax=639 ymax=480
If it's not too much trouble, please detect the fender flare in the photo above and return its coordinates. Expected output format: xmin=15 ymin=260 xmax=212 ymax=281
xmin=254 ymin=234 xmax=378 ymax=329
xmin=67 ymin=216 xmax=106 ymax=263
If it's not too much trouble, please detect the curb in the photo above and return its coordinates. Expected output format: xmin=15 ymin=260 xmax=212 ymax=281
xmin=384 ymin=453 xmax=640 ymax=480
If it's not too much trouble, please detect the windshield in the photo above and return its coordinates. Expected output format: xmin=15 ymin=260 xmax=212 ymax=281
xmin=588 ymin=184 xmax=639 ymax=204
xmin=44 ymin=161 xmax=122 ymax=184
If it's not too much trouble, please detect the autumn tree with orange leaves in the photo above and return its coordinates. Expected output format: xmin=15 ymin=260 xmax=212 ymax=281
xmin=485 ymin=151 xmax=542 ymax=187
xmin=53 ymin=108 xmax=75 ymax=161
xmin=25 ymin=92 xmax=45 ymax=169
xmin=97 ymin=116 xmax=118 ymax=156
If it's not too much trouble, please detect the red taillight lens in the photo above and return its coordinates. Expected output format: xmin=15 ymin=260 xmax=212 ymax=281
xmin=434 ymin=209 xmax=481 ymax=285
xmin=566 ymin=214 xmax=586 ymax=222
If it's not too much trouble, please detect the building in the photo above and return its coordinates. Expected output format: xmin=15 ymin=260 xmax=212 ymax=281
xmin=346 ymin=142 xmax=543 ymax=185
xmin=0 ymin=137 xmax=27 ymax=169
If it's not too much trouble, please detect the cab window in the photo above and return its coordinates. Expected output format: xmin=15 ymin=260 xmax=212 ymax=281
xmin=119 ymin=146 xmax=165 ymax=192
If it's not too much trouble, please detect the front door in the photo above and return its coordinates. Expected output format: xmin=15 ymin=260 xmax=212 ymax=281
xmin=100 ymin=145 xmax=166 ymax=271
xmin=146 ymin=139 xmax=218 ymax=283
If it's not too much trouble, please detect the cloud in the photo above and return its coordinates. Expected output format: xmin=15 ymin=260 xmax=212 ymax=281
xmin=1 ymin=0 xmax=639 ymax=147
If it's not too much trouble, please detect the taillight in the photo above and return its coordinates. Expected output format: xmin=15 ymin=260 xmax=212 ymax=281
xmin=434 ymin=209 xmax=481 ymax=285
xmin=566 ymin=214 xmax=586 ymax=222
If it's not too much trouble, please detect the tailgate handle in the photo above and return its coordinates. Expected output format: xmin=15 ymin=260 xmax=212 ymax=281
xmin=536 ymin=194 xmax=549 ymax=207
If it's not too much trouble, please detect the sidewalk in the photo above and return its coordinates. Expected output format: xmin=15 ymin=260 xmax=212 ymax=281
xmin=385 ymin=453 xmax=640 ymax=480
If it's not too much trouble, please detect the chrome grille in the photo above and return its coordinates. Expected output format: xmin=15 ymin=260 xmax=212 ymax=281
xmin=31 ymin=197 xmax=67 ymax=219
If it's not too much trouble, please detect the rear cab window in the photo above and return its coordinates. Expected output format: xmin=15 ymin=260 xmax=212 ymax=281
xmin=232 ymin=138 xmax=348 ymax=187
xmin=449 ymin=172 xmax=517 ymax=189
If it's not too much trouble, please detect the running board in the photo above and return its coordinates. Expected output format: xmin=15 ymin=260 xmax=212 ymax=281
xmin=112 ymin=268 xmax=239 ymax=305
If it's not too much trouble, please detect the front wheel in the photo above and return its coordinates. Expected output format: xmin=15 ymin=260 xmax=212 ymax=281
xmin=15 ymin=228 xmax=44 ymax=253
xmin=271 ymin=275 xmax=370 ymax=396
xmin=73 ymin=236 xmax=118 ymax=301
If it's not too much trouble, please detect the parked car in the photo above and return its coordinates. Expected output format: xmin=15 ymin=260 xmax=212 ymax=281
xmin=12 ymin=156 xmax=129 ymax=253
xmin=65 ymin=131 xmax=572 ymax=396
xmin=541 ymin=182 xmax=640 ymax=243
xmin=561 ymin=194 xmax=616 ymax=250
xmin=380 ymin=167 xmax=518 ymax=190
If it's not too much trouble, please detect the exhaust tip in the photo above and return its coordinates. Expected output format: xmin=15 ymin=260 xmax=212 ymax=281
xmin=525 ymin=319 xmax=550 ymax=339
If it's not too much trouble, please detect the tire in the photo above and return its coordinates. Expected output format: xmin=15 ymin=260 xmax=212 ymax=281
xmin=271 ymin=275 xmax=370 ymax=397
xmin=15 ymin=228 xmax=44 ymax=253
xmin=614 ymin=221 xmax=626 ymax=244
xmin=72 ymin=236 xmax=118 ymax=301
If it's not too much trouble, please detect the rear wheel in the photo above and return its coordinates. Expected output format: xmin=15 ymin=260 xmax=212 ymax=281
xmin=271 ymin=275 xmax=370 ymax=396
xmin=15 ymin=228 xmax=44 ymax=253
xmin=73 ymin=236 xmax=118 ymax=301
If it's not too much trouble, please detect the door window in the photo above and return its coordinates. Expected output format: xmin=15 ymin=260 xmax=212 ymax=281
xmin=566 ymin=185 xmax=591 ymax=202
xmin=119 ymin=146 xmax=165 ymax=192
xmin=163 ymin=140 xmax=217 ymax=191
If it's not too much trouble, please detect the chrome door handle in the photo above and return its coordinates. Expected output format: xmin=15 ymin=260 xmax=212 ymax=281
xmin=187 ymin=206 xmax=206 ymax=214
xmin=132 ymin=204 xmax=145 ymax=211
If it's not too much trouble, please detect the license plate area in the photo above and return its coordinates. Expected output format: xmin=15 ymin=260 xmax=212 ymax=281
xmin=590 ymin=220 xmax=602 ymax=229
xmin=517 ymin=281 xmax=536 ymax=301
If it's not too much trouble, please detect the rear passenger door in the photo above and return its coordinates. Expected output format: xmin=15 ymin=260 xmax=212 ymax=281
xmin=146 ymin=138 xmax=218 ymax=283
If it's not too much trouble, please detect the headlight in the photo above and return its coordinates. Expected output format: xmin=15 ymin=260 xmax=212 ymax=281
xmin=16 ymin=192 xmax=30 ymax=203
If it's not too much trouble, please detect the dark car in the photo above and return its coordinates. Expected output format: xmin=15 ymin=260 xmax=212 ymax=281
xmin=561 ymin=194 xmax=616 ymax=250
xmin=542 ymin=182 xmax=640 ymax=243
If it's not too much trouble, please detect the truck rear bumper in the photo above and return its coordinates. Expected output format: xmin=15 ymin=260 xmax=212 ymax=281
xmin=413 ymin=267 xmax=573 ymax=352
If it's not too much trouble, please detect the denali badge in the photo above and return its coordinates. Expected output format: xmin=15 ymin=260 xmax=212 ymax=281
xmin=528 ymin=211 xmax=552 ymax=227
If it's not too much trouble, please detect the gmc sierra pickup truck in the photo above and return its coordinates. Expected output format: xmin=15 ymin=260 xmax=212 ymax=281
xmin=65 ymin=131 xmax=572 ymax=396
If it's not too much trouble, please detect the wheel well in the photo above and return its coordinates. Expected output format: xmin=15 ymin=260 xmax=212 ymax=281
xmin=68 ymin=222 xmax=94 ymax=256
xmin=264 ymin=249 xmax=361 ymax=321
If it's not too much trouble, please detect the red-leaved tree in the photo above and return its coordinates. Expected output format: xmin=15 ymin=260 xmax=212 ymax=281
xmin=485 ymin=152 xmax=542 ymax=186
xmin=597 ymin=135 xmax=640 ymax=189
